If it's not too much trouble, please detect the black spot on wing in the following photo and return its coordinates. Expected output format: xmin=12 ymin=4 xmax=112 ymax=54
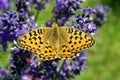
xmin=80 ymin=37 xmax=82 ymax=40
xmin=30 ymin=41 xmax=33 ymax=44
xmin=37 ymin=29 xmax=42 ymax=34
xmin=62 ymin=45 xmax=67 ymax=48
xmin=75 ymin=36 xmax=79 ymax=40
xmin=63 ymin=50 xmax=66 ymax=52
xmin=37 ymin=29 xmax=45 ymax=34
xmin=23 ymin=41 xmax=26 ymax=43
xmin=23 ymin=35 xmax=27 ymax=39
xmin=67 ymin=49 xmax=70 ymax=52
xmin=32 ymin=37 xmax=37 ymax=40
xmin=70 ymin=36 xmax=73 ymax=39
xmin=29 ymin=38 xmax=31 ymax=40
xmin=35 ymin=42 xmax=37 ymax=45
xmin=45 ymin=51 xmax=47 ymax=53
xmin=79 ymin=31 xmax=82 ymax=36
xmin=74 ymin=42 xmax=77 ymax=44
xmin=71 ymin=45 xmax=73 ymax=47
xmin=74 ymin=29 xmax=79 ymax=35
xmin=49 ymin=50 xmax=52 ymax=53
xmin=38 ymin=36 xmax=42 ymax=40
xmin=67 ymin=28 xmax=73 ymax=33
xmin=33 ymin=31 xmax=37 ymax=36
xmin=29 ymin=32 xmax=32 ymax=36
xmin=40 ymin=41 xmax=43 ymax=44
xmin=79 ymin=41 xmax=81 ymax=43
xmin=84 ymin=34 xmax=88 ymax=39
xmin=68 ymin=40 xmax=72 ymax=44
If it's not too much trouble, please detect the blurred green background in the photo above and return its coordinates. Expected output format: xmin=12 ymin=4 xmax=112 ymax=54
xmin=77 ymin=0 xmax=120 ymax=80
xmin=0 ymin=0 xmax=120 ymax=80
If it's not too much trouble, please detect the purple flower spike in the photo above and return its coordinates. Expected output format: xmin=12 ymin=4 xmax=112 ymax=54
xmin=46 ymin=20 xmax=52 ymax=27
xmin=94 ymin=4 xmax=111 ymax=27
xmin=16 ymin=0 xmax=30 ymax=23
xmin=95 ymin=4 xmax=111 ymax=14
xmin=86 ymin=24 xmax=96 ymax=33
xmin=53 ymin=0 xmax=83 ymax=25
xmin=79 ymin=56 xmax=88 ymax=61
xmin=21 ymin=75 xmax=32 ymax=80
xmin=81 ymin=8 xmax=96 ymax=17
xmin=0 ymin=11 xmax=19 ymax=51
xmin=72 ymin=8 xmax=96 ymax=34
xmin=0 ymin=11 xmax=28 ymax=51
xmin=88 ymin=8 xmax=96 ymax=15
xmin=60 ymin=70 xmax=66 ymax=77
xmin=0 ymin=0 xmax=13 ymax=12
xmin=9 ymin=46 xmax=45 ymax=80
xmin=51 ymin=61 xmax=57 ymax=68
xmin=0 ymin=69 xmax=7 ymax=78
xmin=45 ymin=0 xmax=50 ymax=3
xmin=28 ymin=0 xmax=50 ymax=11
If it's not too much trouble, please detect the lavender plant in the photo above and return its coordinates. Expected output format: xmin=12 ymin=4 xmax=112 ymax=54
xmin=0 ymin=0 xmax=13 ymax=12
xmin=94 ymin=4 xmax=111 ymax=27
xmin=0 ymin=0 xmax=111 ymax=80
xmin=0 ymin=68 xmax=7 ymax=78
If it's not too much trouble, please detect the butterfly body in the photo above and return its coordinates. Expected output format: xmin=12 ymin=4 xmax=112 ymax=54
xmin=17 ymin=22 xmax=95 ymax=60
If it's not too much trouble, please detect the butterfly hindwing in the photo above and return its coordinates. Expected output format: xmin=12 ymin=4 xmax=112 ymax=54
xmin=17 ymin=28 xmax=45 ymax=52
xmin=36 ymin=40 xmax=57 ymax=60
xmin=58 ymin=44 xmax=79 ymax=59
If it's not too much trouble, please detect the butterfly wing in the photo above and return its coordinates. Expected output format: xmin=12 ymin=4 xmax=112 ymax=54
xmin=17 ymin=27 xmax=57 ymax=60
xmin=58 ymin=27 xmax=95 ymax=59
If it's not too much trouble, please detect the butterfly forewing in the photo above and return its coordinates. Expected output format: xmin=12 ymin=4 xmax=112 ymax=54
xmin=17 ymin=28 xmax=45 ymax=52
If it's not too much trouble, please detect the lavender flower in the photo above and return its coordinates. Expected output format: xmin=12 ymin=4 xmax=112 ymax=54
xmin=0 ymin=68 xmax=7 ymax=78
xmin=0 ymin=11 xmax=20 ymax=51
xmin=0 ymin=11 xmax=28 ymax=51
xmin=46 ymin=20 xmax=52 ymax=27
xmin=21 ymin=75 xmax=32 ymax=80
xmin=16 ymin=0 xmax=30 ymax=23
xmin=72 ymin=8 xmax=96 ymax=34
xmin=94 ymin=4 xmax=111 ymax=27
xmin=9 ymin=46 xmax=47 ymax=80
xmin=0 ymin=0 xmax=36 ymax=51
xmin=9 ymin=46 xmax=33 ymax=79
xmin=0 ymin=0 xmax=13 ymax=12
xmin=29 ymin=0 xmax=50 ymax=11
xmin=53 ymin=0 xmax=83 ymax=25
xmin=56 ymin=51 xmax=87 ymax=80
xmin=0 ymin=0 xmax=8 ymax=11
xmin=15 ymin=0 xmax=38 ymax=29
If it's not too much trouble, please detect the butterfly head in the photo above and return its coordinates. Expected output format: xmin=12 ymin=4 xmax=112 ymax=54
xmin=52 ymin=22 xmax=59 ymax=28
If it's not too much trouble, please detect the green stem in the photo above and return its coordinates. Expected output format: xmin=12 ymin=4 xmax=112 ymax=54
xmin=34 ymin=10 xmax=40 ymax=22
xmin=58 ymin=60 xmax=66 ymax=73
xmin=54 ymin=60 xmax=66 ymax=80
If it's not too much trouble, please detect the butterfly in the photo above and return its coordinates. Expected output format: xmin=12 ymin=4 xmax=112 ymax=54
xmin=17 ymin=22 xmax=95 ymax=60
